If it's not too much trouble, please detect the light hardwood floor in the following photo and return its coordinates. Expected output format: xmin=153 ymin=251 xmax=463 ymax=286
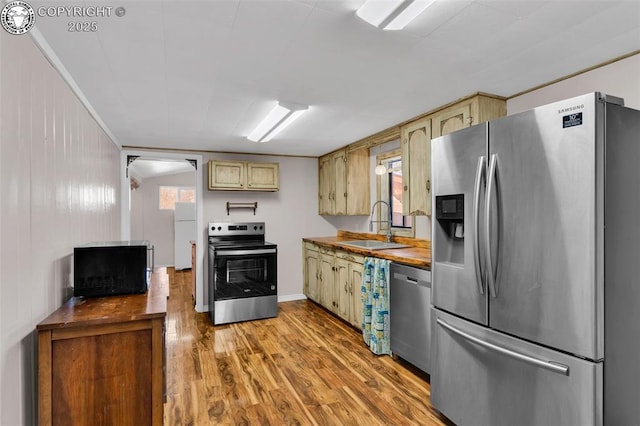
xmin=164 ymin=268 xmax=451 ymax=425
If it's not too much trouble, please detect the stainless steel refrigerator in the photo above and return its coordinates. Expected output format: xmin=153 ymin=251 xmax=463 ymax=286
xmin=430 ymin=93 xmax=640 ymax=426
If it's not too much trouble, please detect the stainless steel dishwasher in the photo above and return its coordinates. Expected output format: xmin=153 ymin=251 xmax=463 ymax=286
xmin=390 ymin=262 xmax=432 ymax=374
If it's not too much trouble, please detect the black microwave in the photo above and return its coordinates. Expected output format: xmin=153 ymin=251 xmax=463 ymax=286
xmin=73 ymin=241 xmax=153 ymax=297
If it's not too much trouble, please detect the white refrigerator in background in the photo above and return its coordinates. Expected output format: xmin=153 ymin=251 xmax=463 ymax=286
xmin=174 ymin=202 xmax=196 ymax=270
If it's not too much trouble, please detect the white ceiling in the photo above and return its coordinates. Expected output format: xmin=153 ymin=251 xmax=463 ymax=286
xmin=30 ymin=0 xmax=640 ymax=157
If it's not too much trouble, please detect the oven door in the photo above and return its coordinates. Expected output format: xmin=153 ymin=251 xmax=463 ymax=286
xmin=212 ymin=247 xmax=277 ymax=300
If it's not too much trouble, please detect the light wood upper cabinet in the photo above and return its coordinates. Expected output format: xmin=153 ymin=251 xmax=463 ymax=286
xmin=399 ymin=93 xmax=506 ymax=216
xmin=318 ymin=152 xmax=345 ymax=215
xmin=318 ymin=155 xmax=334 ymax=215
xmin=208 ymin=160 xmax=245 ymax=190
xmin=401 ymin=117 xmax=432 ymax=216
xmin=431 ymin=94 xmax=507 ymax=138
xmin=316 ymin=93 xmax=505 ymax=217
xmin=333 ymin=151 xmax=348 ymax=215
xmin=318 ymin=147 xmax=369 ymax=216
xmin=432 ymin=104 xmax=471 ymax=138
xmin=346 ymin=148 xmax=370 ymax=215
xmin=208 ymin=160 xmax=279 ymax=191
xmin=247 ymin=162 xmax=279 ymax=190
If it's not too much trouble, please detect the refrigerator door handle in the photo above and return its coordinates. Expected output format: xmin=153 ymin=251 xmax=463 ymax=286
xmin=436 ymin=318 xmax=570 ymax=376
xmin=485 ymin=154 xmax=499 ymax=298
xmin=473 ymin=156 xmax=487 ymax=295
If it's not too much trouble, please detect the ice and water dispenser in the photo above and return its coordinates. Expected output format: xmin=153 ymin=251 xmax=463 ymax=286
xmin=434 ymin=194 xmax=465 ymax=265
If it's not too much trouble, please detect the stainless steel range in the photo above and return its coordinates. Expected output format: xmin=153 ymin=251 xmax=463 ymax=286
xmin=208 ymin=222 xmax=277 ymax=325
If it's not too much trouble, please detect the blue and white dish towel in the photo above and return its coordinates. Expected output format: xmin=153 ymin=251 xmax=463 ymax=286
xmin=361 ymin=257 xmax=391 ymax=355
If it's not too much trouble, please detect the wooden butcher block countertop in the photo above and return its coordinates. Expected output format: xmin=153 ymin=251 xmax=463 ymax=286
xmin=304 ymin=230 xmax=431 ymax=269
xmin=37 ymin=271 xmax=169 ymax=330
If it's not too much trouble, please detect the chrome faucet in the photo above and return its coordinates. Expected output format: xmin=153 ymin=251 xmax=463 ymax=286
xmin=369 ymin=200 xmax=392 ymax=242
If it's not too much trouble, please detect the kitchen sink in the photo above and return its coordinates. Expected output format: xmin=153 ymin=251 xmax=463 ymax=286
xmin=339 ymin=240 xmax=410 ymax=250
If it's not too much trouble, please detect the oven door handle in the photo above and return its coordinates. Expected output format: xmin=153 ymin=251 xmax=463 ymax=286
xmin=215 ymin=248 xmax=277 ymax=256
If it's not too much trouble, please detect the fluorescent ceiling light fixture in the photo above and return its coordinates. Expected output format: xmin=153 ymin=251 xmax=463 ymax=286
xmin=247 ymin=102 xmax=308 ymax=143
xmin=356 ymin=0 xmax=436 ymax=30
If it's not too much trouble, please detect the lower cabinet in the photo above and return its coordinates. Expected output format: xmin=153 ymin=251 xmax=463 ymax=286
xmin=319 ymin=247 xmax=337 ymax=310
xmin=303 ymin=242 xmax=320 ymax=303
xmin=37 ymin=278 xmax=167 ymax=426
xmin=336 ymin=251 xmax=364 ymax=328
xmin=303 ymin=242 xmax=364 ymax=329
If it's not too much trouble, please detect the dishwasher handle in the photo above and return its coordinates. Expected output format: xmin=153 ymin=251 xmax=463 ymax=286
xmin=392 ymin=272 xmax=431 ymax=289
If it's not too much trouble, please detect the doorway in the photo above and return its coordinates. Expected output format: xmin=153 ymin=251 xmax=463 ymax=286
xmin=121 ymin=150 xmax=205 ymax=312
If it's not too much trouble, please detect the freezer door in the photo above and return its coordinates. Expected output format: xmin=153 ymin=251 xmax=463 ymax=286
xmin=431 ymin=124 xmax=488 ymax=325
xmin=487 ymin=93 xmax=603 ymax=360
xmin=431 ymin=308 xmax=603 ymax=426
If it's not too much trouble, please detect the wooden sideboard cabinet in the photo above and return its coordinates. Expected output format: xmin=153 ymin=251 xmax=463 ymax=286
xmin=37 ymin=272 xmax=168 ymax=426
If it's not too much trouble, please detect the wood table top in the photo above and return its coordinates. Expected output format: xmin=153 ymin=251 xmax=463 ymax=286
xmin=37 ymin=270 xmax=169 ymax=330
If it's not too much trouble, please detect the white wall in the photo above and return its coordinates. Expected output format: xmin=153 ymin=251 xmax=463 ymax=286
xmin=508 ymin=54 xmax=640 ymax=113
xmin=131 ymin=171 xmax=196 ymax=266
xmin=202 ymin=153 xmax=336 ymax=304
xmin=0 ymin=31 xmax=121 ymax=424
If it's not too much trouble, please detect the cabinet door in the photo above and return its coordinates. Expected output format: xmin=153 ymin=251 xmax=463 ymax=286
xmin=349 ymin=259 xmax=364 ymax=329
xmin=333 ymin=151 xmax=347 ymax=215
xmin=346 ymin=148 xmax=370 ymax=215
xmin=304 ymin=244 xmax=320 ymax=302
xmin=247 ymin=162 xmax=279 ymax=191
xmin=209 ymin=160 xmax=245 ymax=190
xmin=318 ymin=155 xmax=334 ymax=215
xmin=432 ymin=103 xmax=471 ymax=138
xmin=319 ymin=250 xmax=335 ymax=309
xmin=334 ymin=256 xmax=350 ymax=319
xmin=401 ymin=117 xmax=432 ymax=216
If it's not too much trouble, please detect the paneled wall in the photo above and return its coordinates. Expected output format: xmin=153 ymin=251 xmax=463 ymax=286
xmin=0 ymin=31 xmax=121 ymax=424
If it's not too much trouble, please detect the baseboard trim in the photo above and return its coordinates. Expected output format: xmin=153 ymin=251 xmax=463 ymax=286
xmin=278 ymin=294 xmax=307 ymax=303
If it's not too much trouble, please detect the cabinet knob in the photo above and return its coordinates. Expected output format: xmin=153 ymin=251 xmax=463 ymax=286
xmin=404 ymin=185 xmax=408 ymax=191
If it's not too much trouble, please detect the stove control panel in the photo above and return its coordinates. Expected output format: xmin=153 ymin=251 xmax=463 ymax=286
xmin=208 ymin=222 xmax=265 ymax=236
